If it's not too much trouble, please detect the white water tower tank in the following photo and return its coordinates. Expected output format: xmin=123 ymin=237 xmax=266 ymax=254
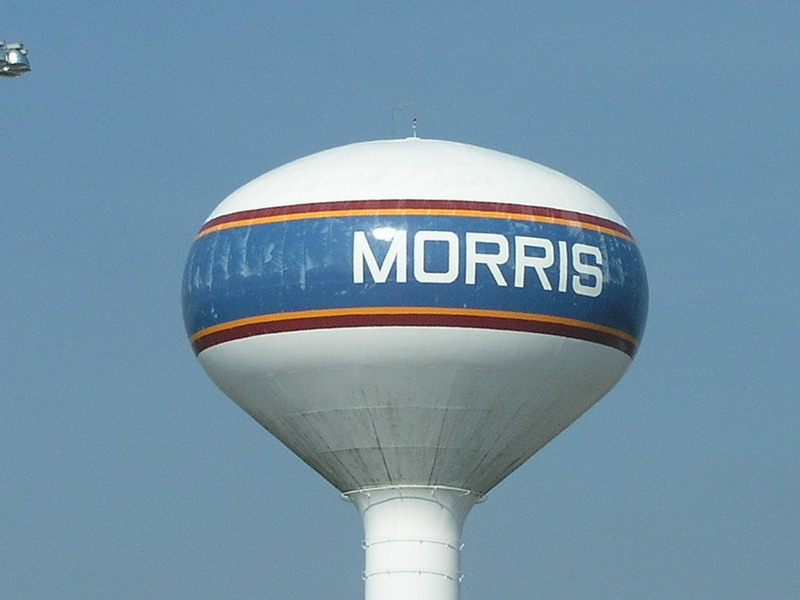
xmin=182 ymin=138 xmax=648 ymax=600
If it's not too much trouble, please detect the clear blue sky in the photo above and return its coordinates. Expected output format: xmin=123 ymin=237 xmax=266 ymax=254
xmin=3 ymin=3 xmax=798 ymax=598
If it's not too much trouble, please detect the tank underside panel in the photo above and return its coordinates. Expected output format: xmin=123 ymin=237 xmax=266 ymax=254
xmin=198 ymin=327 xmax=630 ymax=494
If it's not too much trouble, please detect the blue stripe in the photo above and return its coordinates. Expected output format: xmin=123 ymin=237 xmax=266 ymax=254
xmin=182 ymin=214 xmax=648 ymax=344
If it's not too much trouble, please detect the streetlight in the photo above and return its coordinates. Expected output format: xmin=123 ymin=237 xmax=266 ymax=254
xmin=1 ymin=41 xmax=31 ymax=77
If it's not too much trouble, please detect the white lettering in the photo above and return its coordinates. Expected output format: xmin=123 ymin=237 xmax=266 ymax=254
xmin=514 ymin=236 xmax=554 ymax=290
xmin=558 ymin=240 xmax=569 ymax=292
xmin=413 ymin=230 xmax=459 ymax=283
xmin=352 ymin=229 xmax=605 ymax=298
xmin=572 ymin=243 xmax=604 ymax=297
xmin=353 ymin=230 xmax=407 ymax=283
xmin=465 ymin=232 xmax=509 ymax=286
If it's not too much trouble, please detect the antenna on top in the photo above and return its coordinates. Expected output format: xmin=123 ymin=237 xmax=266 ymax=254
xmin=391 ymin=102 xmax=416 ymax=137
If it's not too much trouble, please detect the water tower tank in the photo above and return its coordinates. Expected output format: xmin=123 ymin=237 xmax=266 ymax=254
xmin=182 ymin=138 xmax=648 ymax=600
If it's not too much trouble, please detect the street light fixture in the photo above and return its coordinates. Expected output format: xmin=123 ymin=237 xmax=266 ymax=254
xmin=1 ymin=41 xmax=31 ymax=77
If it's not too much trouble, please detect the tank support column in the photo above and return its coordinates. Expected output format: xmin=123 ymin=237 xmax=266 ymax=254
xmin=346 ymin=486 xmax=480 ymax=600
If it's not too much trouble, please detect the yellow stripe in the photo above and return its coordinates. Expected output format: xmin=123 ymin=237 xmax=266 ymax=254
xmin=191 ymin=306 xmax=638 ymax=347
xmin=197 ymin=208 xmax=634 ymax=242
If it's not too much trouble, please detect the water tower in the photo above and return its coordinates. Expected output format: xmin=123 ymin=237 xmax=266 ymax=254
xmin=182 ymin=138 xmax=648 ymax=600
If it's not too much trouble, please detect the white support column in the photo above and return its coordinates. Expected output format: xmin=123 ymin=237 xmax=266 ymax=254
xmin=345 ymin=486 xmax=480 ymax=600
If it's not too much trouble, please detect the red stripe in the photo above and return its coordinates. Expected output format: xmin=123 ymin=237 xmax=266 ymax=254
xmin=192 ymin=313 xmax=637 ymax=358
xmin=200 ymin=200 xmax=631 ymax=238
